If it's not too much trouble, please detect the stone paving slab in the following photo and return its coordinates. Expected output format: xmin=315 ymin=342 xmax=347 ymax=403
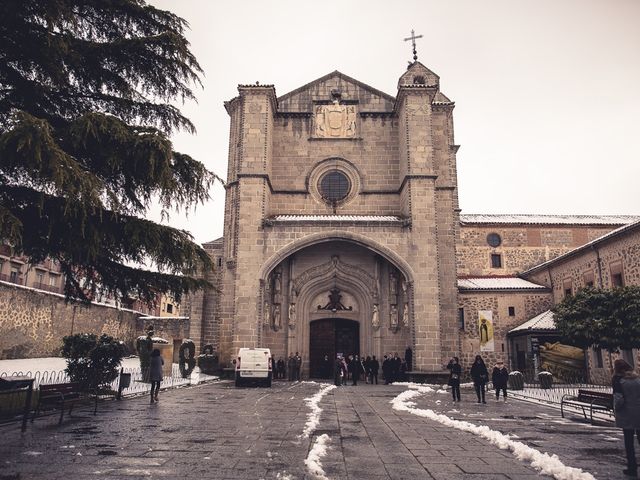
xmin=0 ymin=381 xmax=630 ymax=479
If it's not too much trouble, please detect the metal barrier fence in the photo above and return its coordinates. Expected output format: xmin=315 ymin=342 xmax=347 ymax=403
xmin=0 ymin=364 xmax=213 ymax=426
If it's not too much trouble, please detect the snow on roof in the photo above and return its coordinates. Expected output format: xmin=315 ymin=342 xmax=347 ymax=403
xmin=522 ymin=218 xmax=640 ymax=276
xmin=458 ymin=277 xmax=548 ymax=291
xmin=268 ymin=215 xmax=404 ymax=223
xmin=460 ymin=214 xmax=639 ymax=225
xmin=509 ymin=310 xmax=556 ymax=333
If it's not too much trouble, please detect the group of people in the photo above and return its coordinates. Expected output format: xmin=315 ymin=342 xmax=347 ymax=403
xmin=446 ymin=355 xmax=509 ymax=403
xmin=272 ymin=353 xmax=302 ymax=381
xmin=332 ymin=351 xmax=414 ymax=387
xmin=333 ymin=354 xmax=379 ymax=386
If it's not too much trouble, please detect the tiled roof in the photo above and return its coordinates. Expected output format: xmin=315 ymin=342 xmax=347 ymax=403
xmin=522 ymin=218 xmax=640 ymax=276
xmin=509 ymin=310 xmax=556 ymax=333
xmin=458 ymin=277 xmax=548 ymax=291
xmin=460 ymin=214 xmax=640 ymax=225
xmin=268 ymin=215 xmax=405 ymax=223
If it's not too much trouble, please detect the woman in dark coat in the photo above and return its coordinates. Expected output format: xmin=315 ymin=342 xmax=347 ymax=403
xmin=470 ymin=355 xmax=489 ymax=403
xmin=149 ymin=349 xmax=164 ymax=404
xmin=491 ymin=360 xmax=509 ymax=401
xmin=447 ymin=357 xmax=462 ymax=402
xmin=612 ymin=359 xmax=640 ymax=477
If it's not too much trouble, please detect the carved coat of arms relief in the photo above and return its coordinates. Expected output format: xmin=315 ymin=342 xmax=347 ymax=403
xmin=314 ymin=101 xmax=357 ymax=138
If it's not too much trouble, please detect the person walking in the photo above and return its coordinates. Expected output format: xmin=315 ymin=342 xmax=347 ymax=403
xmin=322 ymin=354 xmax=331 ymax=379
xmin=276 ymin=357 xmax=285 ymax=379
xmin=364 ymin=356 xmax=372 ymax=384
xmin=612 ymin=359 xmax=640 ymax=478
xmin=341 ymin=356 xmax=348 ymax=385
xmin=370 ymin=355 xmax=379 ymax=385
xmin=350 ymin=355 xmax=364 ymax=386
xmin=392 ymin=352 xmax=401 ymax=383
xmin=470 ymin=355 xmax=489 ymax=403
xmin=492 ymin=360 xmax=509 ymax=401
xmin=447 ymin=357 xmax=462 ymax=402
xmin=294 ymin=352 xmax=302 ymax=381
xmin=287 ymin=353 xmax=296 ymax=381
xmin=149 ymin=349 xmax=163 ymax=404
xmin=382 ymin=355 xmax=392 ymax=384
xmin=334 ymin=355 xmax=344 ymax=387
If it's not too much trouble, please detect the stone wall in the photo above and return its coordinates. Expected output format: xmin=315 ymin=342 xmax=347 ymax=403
xmin=458 ymin=291 xmax=552 ymax=374
xmin=457 ymin=225 xmax=621 ymax=276
xmin=524 ymin=227 xmax=640 ymax=302
xmin=0 ymin=282 xmax=189 ymax=360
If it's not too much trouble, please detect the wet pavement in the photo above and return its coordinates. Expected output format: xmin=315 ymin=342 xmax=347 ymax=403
xmin=0 ymin=380 xmax=629 ymax=479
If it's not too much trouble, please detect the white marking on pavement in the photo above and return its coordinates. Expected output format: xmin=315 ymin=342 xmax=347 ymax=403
xmin=392 ymin=386 xmax=596 ymax=480
xmin=305 ymin=434 xmax=331 ymax=480
xmin=301 ymin=384 xmax=336 ymax=438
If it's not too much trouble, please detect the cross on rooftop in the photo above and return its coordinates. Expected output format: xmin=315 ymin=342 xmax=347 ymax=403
xmin=403 ymin=29 xmax=423 ymax=62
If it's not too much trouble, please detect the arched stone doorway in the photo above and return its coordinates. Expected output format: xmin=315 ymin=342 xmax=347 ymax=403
xmin=309 ymin=318 xmax=360 ymax=378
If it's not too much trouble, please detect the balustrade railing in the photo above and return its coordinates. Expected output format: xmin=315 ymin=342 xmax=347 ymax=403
xmin=0 ymin=364 xmax=215 ymax=425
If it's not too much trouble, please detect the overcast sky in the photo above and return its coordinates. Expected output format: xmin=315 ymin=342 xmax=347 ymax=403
xmin=149 ymin=0 xmax=640 ymax=244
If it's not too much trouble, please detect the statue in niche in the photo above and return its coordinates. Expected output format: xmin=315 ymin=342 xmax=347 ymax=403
xmin=273 ymin=304 xmax=281 ymax=330
xmin=371 ymin=304 xmax=380 ymax=330
xmin=288 ymin=303 xmax=296 ymax=329
xmin=264 ymin=302 xmax=270 ymax=326
xmin=402 ymin=303 xmax=409 ymax=327
xmin=401 ymin=278 xmax=407 ymax=297
xmin=273 ymin=271 xmax=282 ymax=296
xmin=390 ymin=304 xmax=398 ymax=330
xmin=389 ymin=272 xmax=398 ymax=298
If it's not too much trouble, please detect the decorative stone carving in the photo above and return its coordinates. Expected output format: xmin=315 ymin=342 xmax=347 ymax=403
xmin=248 ymin=102 xmax=262 ymax=113
xmin=389 ymin=272 xmax=398 ymax=299
xmin=264 ymin=301 xmax=270 ymax=327
xmin=314 ymin=100 xmax=357 ymax=138
xmin=318 ymin=288 xmax=352 ymax=311
xmin=272 ymin=269 xmax=282 ymax=304
xmin=273 ymin=304 xmax=281 ymax=330
xmin=390 ymin=304 xmax=398 ymax=331
xmin=292 ymin=255 xmax=377 ymax=299
xmin=402 ymin=303 xmax=409 ymax=327
xmin=288 ymin=303 xmax=296 ymax=330
xmin=371 ymin=304 xmax=380 ymax=330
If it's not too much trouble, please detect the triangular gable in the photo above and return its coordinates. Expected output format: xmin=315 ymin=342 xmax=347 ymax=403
xmin=277 ymin=71 xmax=395 ymax=113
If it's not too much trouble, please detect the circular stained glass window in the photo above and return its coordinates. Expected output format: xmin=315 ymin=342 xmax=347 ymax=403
xmin=319 ymin=170 xmax=350 ymax=203
xmin=487 ymin=233 xmax=502 ymax=248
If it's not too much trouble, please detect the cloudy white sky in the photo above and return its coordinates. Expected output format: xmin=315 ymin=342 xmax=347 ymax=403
xmin=149 ymin=0 xmax=640 ymax=244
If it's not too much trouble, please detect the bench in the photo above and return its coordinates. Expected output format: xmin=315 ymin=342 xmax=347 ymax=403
xmin=560 ymin=389 xmax=613 ymax=424
xmin=32 ymin=382 xmax=84 ymax=424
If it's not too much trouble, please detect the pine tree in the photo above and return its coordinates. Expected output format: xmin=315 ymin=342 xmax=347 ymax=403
xmin=0 ymin=0 xmax=216 ymax=305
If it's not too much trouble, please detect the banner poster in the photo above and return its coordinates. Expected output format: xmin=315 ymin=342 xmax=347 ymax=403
xmin=478 ymin=310 xmax=495 ymax=352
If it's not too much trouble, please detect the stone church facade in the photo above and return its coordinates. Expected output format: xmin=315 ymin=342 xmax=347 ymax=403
xmin=188 ymin=62 xmax=638 ymax=376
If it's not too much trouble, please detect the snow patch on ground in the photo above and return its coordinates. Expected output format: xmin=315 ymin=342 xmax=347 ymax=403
xmin=276 ymin=472 xmax=293 ymax=480
xmin=391 ymin=388 xmax=596 ymax=480
xmin=304 ymin=433 xmax=331 ymax=480
xmin=301 ymin=384 xmax=336 ymax=438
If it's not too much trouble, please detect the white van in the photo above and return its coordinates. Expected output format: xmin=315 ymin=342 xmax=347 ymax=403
xmin=235 ymin=347 xmax=272 ymax=387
